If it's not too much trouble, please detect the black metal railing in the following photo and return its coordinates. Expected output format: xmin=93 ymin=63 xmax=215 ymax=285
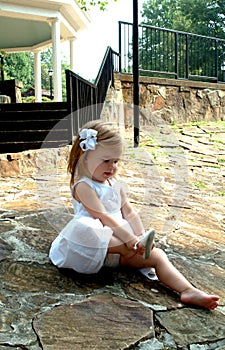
xmin=119 ymin=21 xmax=225 ymax=82
xmin=66 ymin=47 xmax=120 ymax=140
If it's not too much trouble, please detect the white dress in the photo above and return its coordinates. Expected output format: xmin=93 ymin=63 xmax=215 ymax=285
xmin=49 ymin=176 xmax=135 ymax=274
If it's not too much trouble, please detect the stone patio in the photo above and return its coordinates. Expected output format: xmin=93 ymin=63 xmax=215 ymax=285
xmin=0 ymin=121 xmax=225 ymax=349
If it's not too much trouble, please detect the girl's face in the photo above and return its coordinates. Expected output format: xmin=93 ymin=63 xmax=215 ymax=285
xmin=85 ymin=144 xmax=122 ymax=183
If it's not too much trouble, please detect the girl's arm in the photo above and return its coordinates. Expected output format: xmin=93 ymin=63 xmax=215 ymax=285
xmin=120 ymin=187 xmax=145 ymax=236
xmin=74 ymin=182 xmax=139 ymax=249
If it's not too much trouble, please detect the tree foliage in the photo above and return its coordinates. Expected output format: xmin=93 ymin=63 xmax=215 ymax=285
xmin=141 ymin=0 xmax=225 ymax=38
xmin=4 ymin=52 xmax=34 ymax=88
xmin=78 ymin=0 xmax=117 ymax=11
xmin=3 ymin=48 xmax=69 ymax=101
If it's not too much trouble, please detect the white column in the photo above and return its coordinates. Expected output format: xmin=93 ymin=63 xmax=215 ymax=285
xmin=34 ymin=50 xmax=42 ymax=102
xmin=69 ymin=37 xmax=76 ymax=72
xmin=51 ymin=18 xmax=62 ymax=101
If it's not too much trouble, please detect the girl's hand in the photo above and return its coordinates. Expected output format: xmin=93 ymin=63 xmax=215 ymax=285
xmin=126 ymin=237 xmax=146 ymax=255
xmin=134 ymin=240 xmax=146 ymax=255
xmin=125 ymin=237 xmax=138 ymax=250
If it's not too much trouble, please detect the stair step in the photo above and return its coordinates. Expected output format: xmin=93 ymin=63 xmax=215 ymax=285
xmin=0 ymin=140 xmax=68 ymax=153
xmin=0 ymin=110 xmax=68 ymax=122
xmin=0 ymin=129 xmax=68 ymax=142
xmin=0 ymin=118 xmax=68 ymax=131
xmin=0 ymin=102 xmax=68 ymax=112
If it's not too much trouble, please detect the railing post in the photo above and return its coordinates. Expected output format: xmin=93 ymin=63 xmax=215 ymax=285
xmin=215 ymin=39 xmax=218 ymax=82
xmin=110 ymin=48 xmax=115 ymax=88
xmin=186 ymin=34 xmax=189 ymax=79
xmin=65 ymin=69 xmax=73 ymax=143
xmin=75 ymin=78 xmax=79 ymax=132
xmin=175 ymin=32 xmax=179 ymax=79
xmin=118 ymin=22 xmax=122 ymax=73
xmin=133 ymin=0 xmax=139 ymax=148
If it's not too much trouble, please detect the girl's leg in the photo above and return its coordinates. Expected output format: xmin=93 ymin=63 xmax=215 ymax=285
xmin=107 ymin=236 xmax=137 ymax=259
xmin=120 ymin=247 xmax=219 ymax=310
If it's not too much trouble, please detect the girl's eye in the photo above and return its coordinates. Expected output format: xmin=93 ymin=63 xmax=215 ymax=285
xmin=102 ymin=159 xmax=119 ymax=164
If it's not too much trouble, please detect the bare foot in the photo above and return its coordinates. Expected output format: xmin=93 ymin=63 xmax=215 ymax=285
xmin=180 ymin=287 xmax=219 ymax=310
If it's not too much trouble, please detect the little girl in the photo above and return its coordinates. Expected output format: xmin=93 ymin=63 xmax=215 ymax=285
xmin=49 ymin=120 xmax=219 ymax=310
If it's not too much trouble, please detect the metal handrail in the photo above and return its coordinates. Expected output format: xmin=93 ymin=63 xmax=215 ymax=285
xmin=119 ymin=21 xmax=225 ymax=83
xmin=66 ymin=47 xmax=120 ymax=141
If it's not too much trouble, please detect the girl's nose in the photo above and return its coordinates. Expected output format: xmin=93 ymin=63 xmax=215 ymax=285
xmin=109 ymin=161 xmax=117 ymax=170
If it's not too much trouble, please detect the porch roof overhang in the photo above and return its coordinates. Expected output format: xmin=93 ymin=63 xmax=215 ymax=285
xmin=0 ymin=0 xmax=90 ymax=52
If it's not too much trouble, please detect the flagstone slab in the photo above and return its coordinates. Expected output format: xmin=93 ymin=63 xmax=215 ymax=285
xmin=33 ymin=293 xmax=154 ymax=350
xmin=0 ymin=260 xmax=90 ymax=294
xmin=156 ymin=308 xmax=225 ymax=347
xmin=0 ymin=238 xmax=13 ymax=261
xmin=125 ymin=281 xmax=183 ymax=310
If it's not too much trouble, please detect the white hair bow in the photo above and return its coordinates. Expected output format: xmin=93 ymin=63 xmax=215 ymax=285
xmin=79 ymin=128 xmax=98 ymax=151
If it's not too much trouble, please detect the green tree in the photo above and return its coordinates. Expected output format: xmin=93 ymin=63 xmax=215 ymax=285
xmin=41 ymin=48 xmax=54 ymax=93
xmin=78 ymin=0 xmax=117 ymax=11
xmin=4 ymin=52 xmax=34 ymax=89
xmin=41 ymin=48 xmax=69 ymax=101
xmin=61 ymin=61 xmax=70 ymax=101
xmin=141 ymin=0 xmax=225 ymax=38
xmin=179 ymin=0 xmax=225 ymax=38
xmin=141 ymin=0 xmax=180 ymax=29
xmin=0 ymin=51 xmax=6 ymax=81
xmin=3 ymin=47 xmax=69 ymax=100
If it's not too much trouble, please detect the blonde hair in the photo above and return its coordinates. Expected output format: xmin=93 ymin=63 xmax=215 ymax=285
xmin=67 ymin=120 xmax=123 ymax=187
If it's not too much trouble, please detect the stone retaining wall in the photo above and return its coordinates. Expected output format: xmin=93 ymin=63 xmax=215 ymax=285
xmin=112 ymin=74 xmax=225 ymax=126
xmin=0 ymin=147 xmax=69 ymax=177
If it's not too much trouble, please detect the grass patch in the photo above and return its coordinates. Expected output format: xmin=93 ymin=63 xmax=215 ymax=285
xmin=192 ymin=181 xmax=208 ymax=189
xmin=218 ymin=190 xmax=225 ymax=196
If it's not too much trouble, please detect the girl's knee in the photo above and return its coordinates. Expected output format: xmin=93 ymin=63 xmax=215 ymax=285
xmin=152 ymin=247 xmax=166 ymax=256
xmin=150 ymin=247 xmax=168 ymax=263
